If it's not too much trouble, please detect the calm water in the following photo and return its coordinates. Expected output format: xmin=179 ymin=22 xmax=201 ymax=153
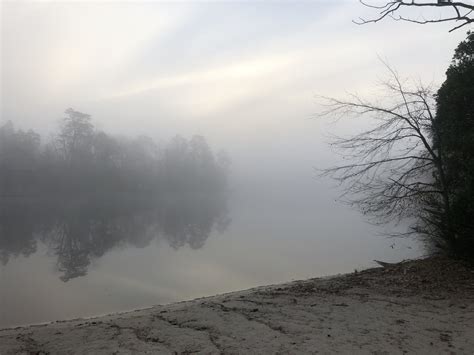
xmin=0 ymin=174 xmax=421 ymax=328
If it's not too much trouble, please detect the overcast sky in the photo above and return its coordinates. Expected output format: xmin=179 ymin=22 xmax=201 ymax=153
xmin=2 ymin=1 xmax=465 ymax=134
xmin=0 ymin=0 xmax=468 ymax=210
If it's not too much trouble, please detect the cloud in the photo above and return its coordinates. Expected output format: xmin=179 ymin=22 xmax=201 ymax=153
xmin=1 ymin=1 xmax=192 ymax=125
xmin=1 ymin=0 xmax=465 ymax=137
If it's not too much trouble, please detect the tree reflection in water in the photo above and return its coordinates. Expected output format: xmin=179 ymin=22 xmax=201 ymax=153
xmin=0 ymin=191 xmax=230 ymax=281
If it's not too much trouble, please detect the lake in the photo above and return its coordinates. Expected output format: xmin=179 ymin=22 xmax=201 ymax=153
xmin=0 ymin=172 xmax=422 ymax=329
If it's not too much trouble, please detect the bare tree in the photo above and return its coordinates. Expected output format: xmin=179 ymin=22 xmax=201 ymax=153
xmin=319 ymin=65 xmax=455 ymax=250
xmin=356 ymin=1 xmax=474 ymax=32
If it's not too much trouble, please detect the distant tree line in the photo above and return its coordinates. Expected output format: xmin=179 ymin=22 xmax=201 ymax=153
xmin=1 ymin=109 xmax=229 ymax=201
xmin=0 ymin=109 xmax=231 ymax=280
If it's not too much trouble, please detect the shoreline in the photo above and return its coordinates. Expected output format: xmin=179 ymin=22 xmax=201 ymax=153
xmin=0 ymin=274 xmax=343 ymax=332
xmin=2 ymin=256 xmax=474 ymax=353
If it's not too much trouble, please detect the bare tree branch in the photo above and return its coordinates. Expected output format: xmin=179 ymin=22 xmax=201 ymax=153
xmin=317 ymin=64 xmax=453 ymax=247
xmin=355 ymin=1 xmax=474 ymax=32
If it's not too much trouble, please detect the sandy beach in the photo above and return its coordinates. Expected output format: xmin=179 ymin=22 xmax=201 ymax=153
xmin=1 ymin=256 xmax=473 ymax=354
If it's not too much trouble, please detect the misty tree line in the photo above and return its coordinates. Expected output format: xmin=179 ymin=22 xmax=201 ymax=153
xmin=0 ymin=109 xmax=230 ymax=200
xmin=0 ymin=109 xmax=231 ymax=281
xmin=321 ymin=32 xmax=473 ymax=258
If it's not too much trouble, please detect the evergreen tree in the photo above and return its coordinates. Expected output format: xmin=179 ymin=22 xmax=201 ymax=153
xmin=434 ymin=31 xmax=474 ymax=256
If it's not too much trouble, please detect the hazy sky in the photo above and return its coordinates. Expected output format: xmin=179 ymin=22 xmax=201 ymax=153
xmin=2 ymin=1 xmax=465 ymax=135
xmin=0 ymin=0 xmax=468 ymax=225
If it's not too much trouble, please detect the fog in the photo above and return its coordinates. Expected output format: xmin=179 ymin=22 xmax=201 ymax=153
xmin=0 ymin=1 xmax=466 ymax=327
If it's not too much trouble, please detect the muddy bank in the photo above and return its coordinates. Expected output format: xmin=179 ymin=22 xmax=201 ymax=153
xmin=1 ymin=256 xmax=474 ymax=354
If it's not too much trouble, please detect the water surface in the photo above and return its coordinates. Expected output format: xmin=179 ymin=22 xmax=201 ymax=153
xmin=0 ymin=173 xmax=421 ymax=329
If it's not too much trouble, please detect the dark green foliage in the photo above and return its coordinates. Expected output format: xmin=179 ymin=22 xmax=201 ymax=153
xmin=434 ymin=31 xmax=474 ymax=256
